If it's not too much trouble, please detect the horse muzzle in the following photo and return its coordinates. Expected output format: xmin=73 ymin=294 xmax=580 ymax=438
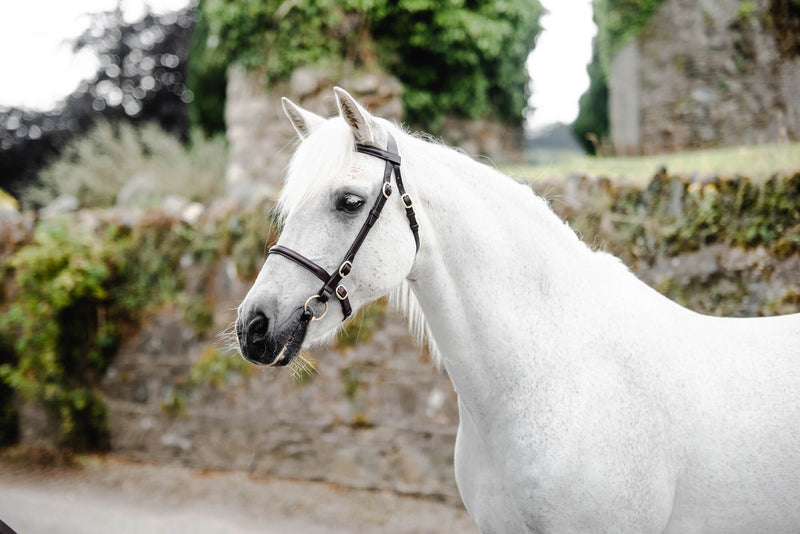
xmin=235 ymin=308 xmax=309 ymax=367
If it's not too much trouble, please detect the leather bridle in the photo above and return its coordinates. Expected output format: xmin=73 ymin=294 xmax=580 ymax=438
xmin=268 ymin=133 xmax=419 ymax=323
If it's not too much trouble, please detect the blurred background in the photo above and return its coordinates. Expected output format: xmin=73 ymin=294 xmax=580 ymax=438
xmin=0 ymin=0 xmax=798 ymax=532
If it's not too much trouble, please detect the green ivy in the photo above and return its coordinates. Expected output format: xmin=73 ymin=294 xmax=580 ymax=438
xmin=199 ymin=0 xmax=543 ymax=130
xmin=0 ymin=220 xmax=118 ymax=450
xmin=0 ymin=201 xmax=280 ymax=450
xmin=572 ymin=0 xmax=665 ymax=153
xmin=0 ymin=217 xmax=190 ymax=450
xmin=541 ymin=171 xmax=800 ymax=267
xmin=371 ymin=0 xmax=544 ymax=126
xmin=594 ymin=0 xmax=666 ymax=75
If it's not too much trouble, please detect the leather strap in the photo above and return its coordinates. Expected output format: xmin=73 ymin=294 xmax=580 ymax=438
xmin=269 ymin=245 xmax=329 ymax=283
xmin=382 ymin=136 xmax=420 ymax=253
xmin=354 ymin=144 xmax=401 ymax=165
xmin=268 ymin=133 xmax=417 ymax=321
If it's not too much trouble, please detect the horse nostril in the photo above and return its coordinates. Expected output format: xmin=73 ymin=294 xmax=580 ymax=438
xmin=247 ymin=311 xmax=269 ymax=341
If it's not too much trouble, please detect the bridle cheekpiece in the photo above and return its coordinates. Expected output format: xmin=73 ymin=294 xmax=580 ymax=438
xmin=268 ymin=133 xmax=419 ymax=324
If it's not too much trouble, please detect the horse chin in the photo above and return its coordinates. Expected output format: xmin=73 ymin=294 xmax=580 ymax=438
xmin=271 ymin=315 xmax=310 ymax=367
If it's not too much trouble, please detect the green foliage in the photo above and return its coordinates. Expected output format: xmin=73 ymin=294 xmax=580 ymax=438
xmin=200 ymin=0 xmax=544 ymax=129
xmin=187 ymin=0 xmax=228 ymax=135
xmin=0 ymin=220 xmax=118 ymax=450
xmin=0 ymin=215 xmax=195 ymax=450
xmin=163 ymin=347 xmax=253 ymax=416
xmin=181 ymin=296 xmax=216 ymax=338
xmin=24 ymin=121 xmax=227 ymax=209
xmin=540 ymin=171 xmax=800 ymax=267
xmin=594 ymin=0 xmax=666 ymax=74
xmin=572 ymin=38 xmax=609 ymax=155
xmin=735 ymin=0 xmax=759 ymax=23
xmin=371 ymin=0 xmax=544 ymax=126
xmin=0 ymin=192 xmax=282 ymax=450
xmin=204 ymin=0 xmax=365 ymax=79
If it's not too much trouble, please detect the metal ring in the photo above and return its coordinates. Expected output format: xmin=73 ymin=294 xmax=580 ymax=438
xmin=303 ymin=295 xmax=328 ymax=321
xmin=338 ymin=260 xmax=353 ymax=278
xmin=382 ymin=182 xmax=393 ymax=199
xmin=401 ymin=194 xmax=413 ymax=208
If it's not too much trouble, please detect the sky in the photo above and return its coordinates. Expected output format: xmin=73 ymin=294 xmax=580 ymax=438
xmin=526 ymin=0 xmax=596 ymax=131
xmin=0 ymin=0 xmax=190 ymax=110
xmin=0 ymin=0 xmax=595 ymax=131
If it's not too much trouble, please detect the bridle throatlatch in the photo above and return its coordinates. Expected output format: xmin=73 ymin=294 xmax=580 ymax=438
xmin=269 ymin=133 xmax=419 ymax=323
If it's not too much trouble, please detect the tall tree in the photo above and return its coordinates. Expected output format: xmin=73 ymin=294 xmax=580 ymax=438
xmin=572 ymin=38 xmax=609 ymax=155
xmin=0 ymin=5 xmax=195 ymax=197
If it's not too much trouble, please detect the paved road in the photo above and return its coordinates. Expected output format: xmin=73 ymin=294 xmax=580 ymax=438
xmin=0 ymin=455 xmax=475 ymax=534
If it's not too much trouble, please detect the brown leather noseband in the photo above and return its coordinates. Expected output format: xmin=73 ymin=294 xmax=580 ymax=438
xmin=268 ymin=133 xmax=419 ymax=323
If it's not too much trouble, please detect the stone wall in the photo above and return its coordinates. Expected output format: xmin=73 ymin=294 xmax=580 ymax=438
xmin=101 ymin=303 xmax=462 ymax=502
xmin=610 ymin=0 xmax=800 ymax=154
xmin=224 ymin=66 xmax=404 ymax=199
xmin=10 ymin=170 xmax=798 ymax=503
xmin=95 ymin=233 xmax=462 ymax=501
xmin=224 ymin=66 xmax=524 ymax=199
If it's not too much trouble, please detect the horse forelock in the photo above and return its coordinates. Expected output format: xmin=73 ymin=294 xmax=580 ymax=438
xmin=277 ymin=117 xmax=357 ymax=222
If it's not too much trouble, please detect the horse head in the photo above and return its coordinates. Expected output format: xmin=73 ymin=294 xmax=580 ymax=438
xmin=235 ymin=88 xmax=419 ymax=367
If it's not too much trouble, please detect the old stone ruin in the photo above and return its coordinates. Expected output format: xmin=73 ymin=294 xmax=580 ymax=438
xmin=609 ymin=0 xmax=800 ymax=154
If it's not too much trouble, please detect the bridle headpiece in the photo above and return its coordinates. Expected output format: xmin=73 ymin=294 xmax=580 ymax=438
xmin=269 ymin=133 xmax=419 ymax=323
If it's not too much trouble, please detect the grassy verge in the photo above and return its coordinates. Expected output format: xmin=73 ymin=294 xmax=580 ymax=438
xmin=507 ymin=142 xmax=800 ymax=184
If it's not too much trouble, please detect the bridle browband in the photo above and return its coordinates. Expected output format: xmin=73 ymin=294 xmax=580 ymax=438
xmin=269 ymin=133 xmax=419 ymax=323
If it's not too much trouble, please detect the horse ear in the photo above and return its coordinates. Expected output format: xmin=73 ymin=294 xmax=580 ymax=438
xmin=281 ymin=97 xmax=324 ymax=139
xmin=333 ymin=86 xmax=374 ymax=144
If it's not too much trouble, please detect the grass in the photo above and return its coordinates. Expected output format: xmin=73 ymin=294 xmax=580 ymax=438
xmin=506 ymin=142 xmax=800 ymax=185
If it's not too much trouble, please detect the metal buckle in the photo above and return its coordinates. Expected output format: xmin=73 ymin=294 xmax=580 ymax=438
xmin=338 ymin=260 xmax=353 ymax=278
xmin=401 ymin=194 xmax=413 ymax=208
xmin=335 ymin=285 xmax=348 ymax=300
xmin=303 ymin=295 xmax=328 ymax=321
xmin=382 ymin=182 xmax=393 ymax=199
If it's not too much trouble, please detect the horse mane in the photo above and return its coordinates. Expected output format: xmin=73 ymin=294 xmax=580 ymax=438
xmin=276 ymin=117 xmax=358 ymax=222
xmin=389 ymin=281 xmax=443 ymax=368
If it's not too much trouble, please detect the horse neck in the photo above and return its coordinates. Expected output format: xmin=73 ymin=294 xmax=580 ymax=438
xmin=401 ymin=136 xmax=626 ymax=411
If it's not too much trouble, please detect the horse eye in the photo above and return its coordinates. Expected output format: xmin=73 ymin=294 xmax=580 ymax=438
xmin=337 ymin=193 xmax=365 ymax=214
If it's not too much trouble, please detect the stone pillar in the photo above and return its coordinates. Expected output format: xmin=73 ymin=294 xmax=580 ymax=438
xmin=609 ymin=40 xmax=641 ymax=155
xmin=223 ymin=66 xmax=403 ymax=201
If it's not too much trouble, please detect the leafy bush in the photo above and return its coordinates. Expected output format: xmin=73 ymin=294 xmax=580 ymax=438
xmin=371 ymin=0 xmax=544 ymax=126
xmin=24 ymin=121 xmax=226 ymax=209
xmin=0 ymin=216 xmax=190 ymax=449
xmin=0 ymin=194 xmax=281 ymax=450
xmin=572 ymin=38 xmax=609 ymax=155
xmin=1 ymin=220 xmax=121 ymax=449
xmin=200 ymin=0 xmax=544 ymax=129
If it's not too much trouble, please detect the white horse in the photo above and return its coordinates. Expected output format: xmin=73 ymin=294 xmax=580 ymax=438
xmin=236 ymin=88 xmax=800 ymax=533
